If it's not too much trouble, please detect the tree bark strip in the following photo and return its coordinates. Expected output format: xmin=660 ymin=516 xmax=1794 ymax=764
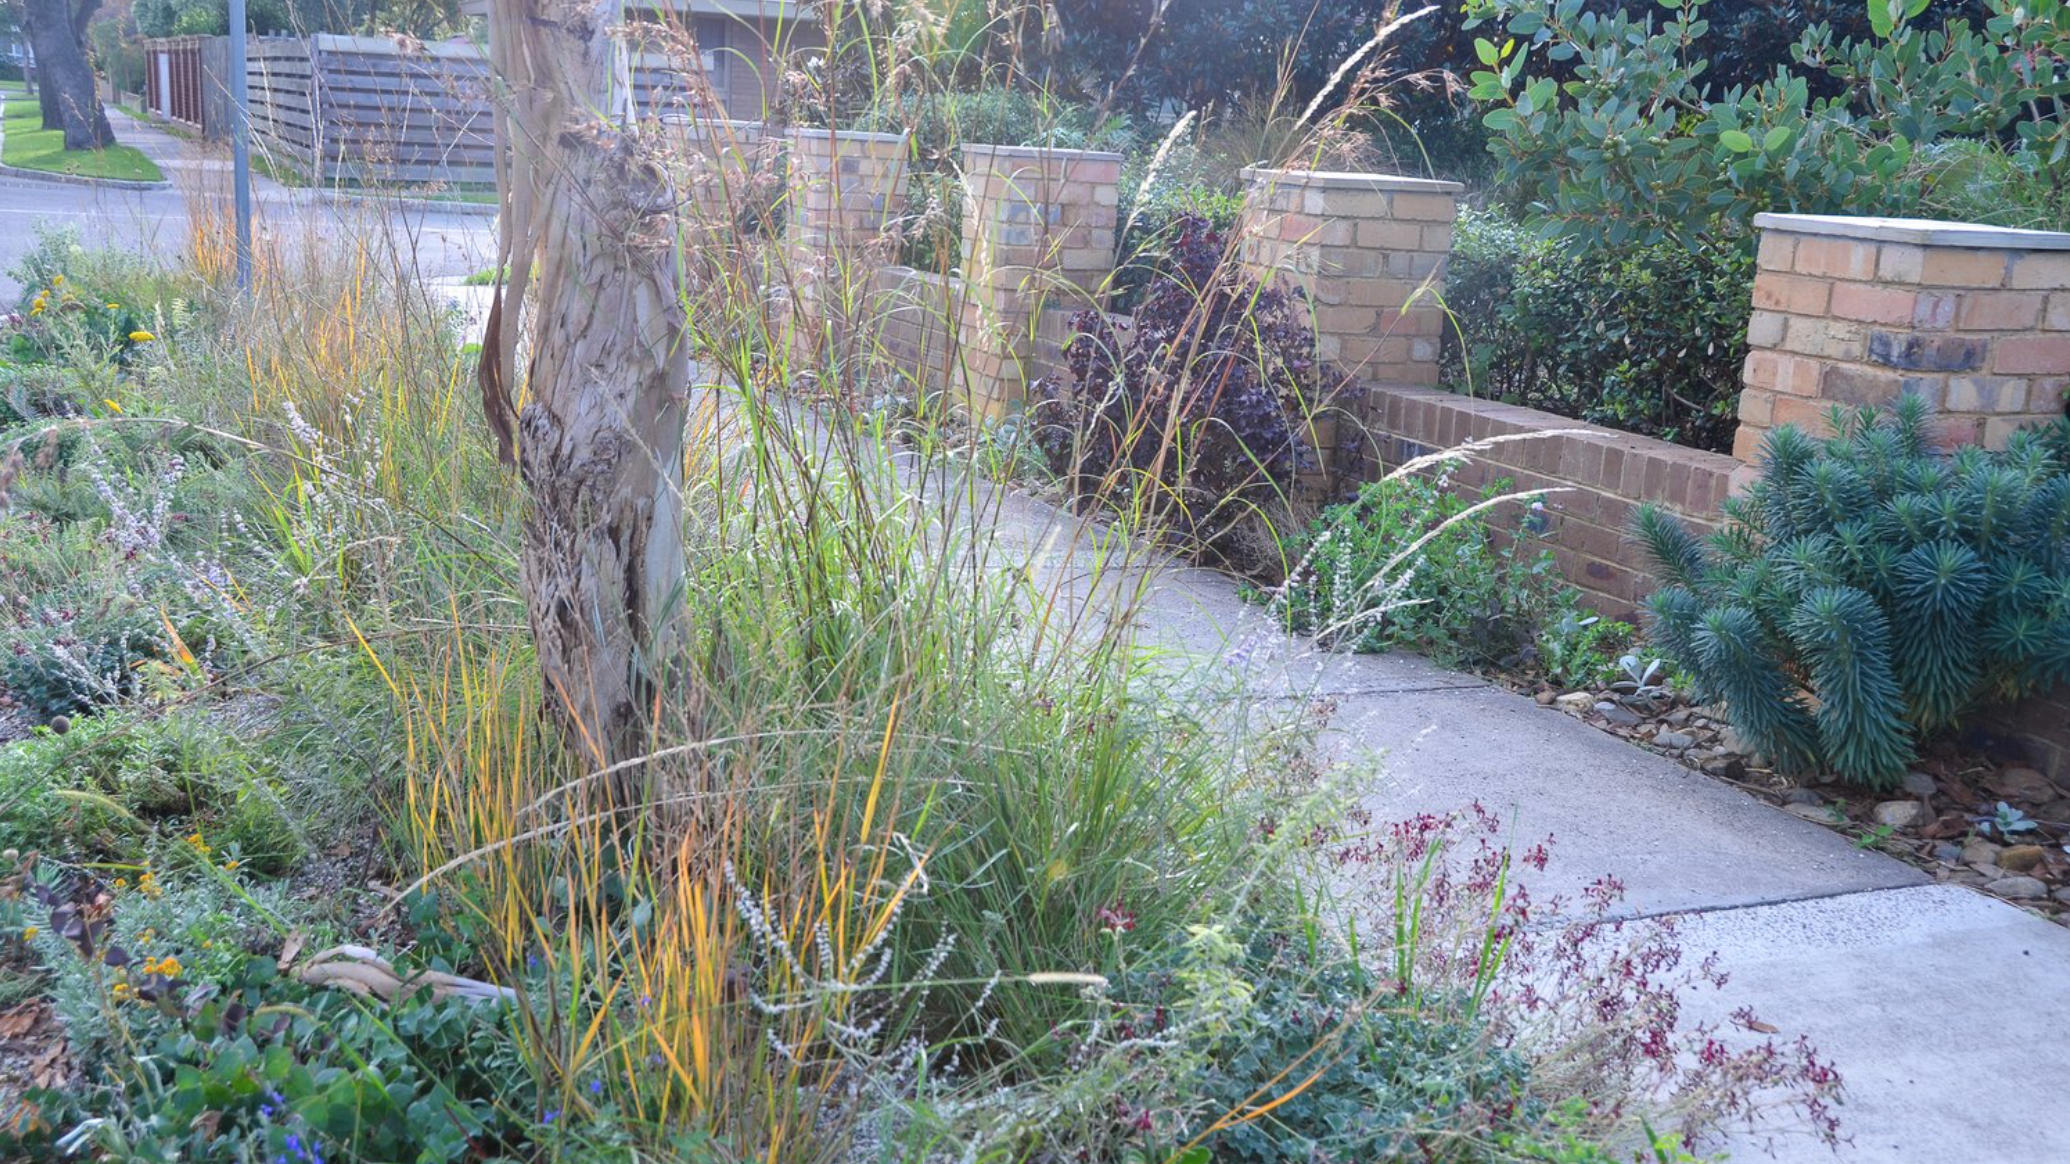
xmin=481 ymin=0 xmax=693 ymax=765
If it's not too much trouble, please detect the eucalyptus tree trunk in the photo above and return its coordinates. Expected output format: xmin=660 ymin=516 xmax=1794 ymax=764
xmin=479 ymin=0 xmax=692 ymax=764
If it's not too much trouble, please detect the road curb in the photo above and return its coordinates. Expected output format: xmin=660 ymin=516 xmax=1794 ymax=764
xmin=312 ymin=189 xmax=499 ymax=218
xmin=0 ymin=159 xmax=171 ymax=191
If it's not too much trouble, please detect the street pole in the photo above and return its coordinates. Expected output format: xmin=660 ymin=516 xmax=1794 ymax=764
xmin=228 ymin=0 xmax=253 ymax=291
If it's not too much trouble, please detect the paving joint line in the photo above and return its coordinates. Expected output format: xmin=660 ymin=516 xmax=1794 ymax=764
xmin=1266 ymin=682 xmax=1492 ymax=698
xmin=1585 ymin=881 xmax=1952 ymax=930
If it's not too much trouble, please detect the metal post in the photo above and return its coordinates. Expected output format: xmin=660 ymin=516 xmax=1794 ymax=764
xmin=228 ymin=0 xmax=253 ymax=291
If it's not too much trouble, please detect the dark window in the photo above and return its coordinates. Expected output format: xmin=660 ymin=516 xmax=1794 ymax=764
xmin=694 ymin=16 xmax=728 ymax=95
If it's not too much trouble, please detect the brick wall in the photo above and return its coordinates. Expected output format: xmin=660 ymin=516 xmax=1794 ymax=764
xmin=869 ymin=266 xmax=965 ymax=399
xmin=1237 ymin=168 xmax=1461 ymax=492
xmin=785 ymin=128 xmax=909 ymax=258
xmin=1367 ymin=386 xmax=1741 ymax=619
xmin=1236 ymin=168 xmax=1460 ymax=386
xmin=1737 ymin=213 xmax=2070 ymax=459
xmin=659 ymin=115 xmax=770 ymax=252
xmin=1978 ymin=688 xmax=2070 ymax=788
xmin=783 ymin=128 xmax=910 ymax=373
xmin=957 ymin=145 xmax=1121 ymax=416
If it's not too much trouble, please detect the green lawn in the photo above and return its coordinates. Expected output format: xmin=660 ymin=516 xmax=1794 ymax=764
xmin=1 ymin=93 xmax=164 ymax=182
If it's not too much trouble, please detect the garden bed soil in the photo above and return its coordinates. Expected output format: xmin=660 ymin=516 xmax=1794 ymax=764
xmin=1497 ymin=670 xmax=2070 ymax=922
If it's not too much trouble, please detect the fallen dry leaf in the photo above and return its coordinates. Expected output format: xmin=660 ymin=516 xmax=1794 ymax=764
xmin=0 ymin=1007 xmax=37 ymax=1038
xmin=294 ymin=945 xmax=515 ymax=1005
xmin=278 ymin=930 xmax=307 ymax=973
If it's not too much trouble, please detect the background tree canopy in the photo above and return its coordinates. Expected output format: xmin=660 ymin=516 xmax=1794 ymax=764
xmin=129 ymin=0 xmax=460 ymax=37
xmin=1010 ymin=0 xmax=1989 ymax=113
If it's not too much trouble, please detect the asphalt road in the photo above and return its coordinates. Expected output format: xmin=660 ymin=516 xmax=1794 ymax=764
xmin=0 ymin=169 xmax=497 ymax=303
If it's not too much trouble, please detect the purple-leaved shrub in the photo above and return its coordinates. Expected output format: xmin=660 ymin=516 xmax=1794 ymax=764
xmin=1031 ymin=215 xmax=1348 ymax=561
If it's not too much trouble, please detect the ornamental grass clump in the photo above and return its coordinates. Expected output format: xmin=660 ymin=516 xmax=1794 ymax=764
xmin=1635 ymin=398 xmax=2070 ymax=789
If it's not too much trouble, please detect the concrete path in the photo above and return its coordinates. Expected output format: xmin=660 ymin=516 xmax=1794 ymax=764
xmin=971 ymin=481 xmax=2070 ymax=1164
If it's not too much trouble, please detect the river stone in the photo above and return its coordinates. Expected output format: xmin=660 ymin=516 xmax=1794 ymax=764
xmin=1985 ymin=875 xmax=2048 ymax=899
xmin=1961 ymin=838 xmax=2004 ymax=866
xmin=1871 ymin=800 xmax=1927 ymax=828
xmin=1998 ymin=845 xmax=2047 ymax=873
xmin=1594 ymin=702 xmax=1642 ymax=728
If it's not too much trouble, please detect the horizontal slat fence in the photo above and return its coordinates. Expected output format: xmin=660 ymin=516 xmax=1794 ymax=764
xmin=248 ymin=37 xmax=317 ymax=172
xmin=295 ymin=34 xmax=706 ymax=187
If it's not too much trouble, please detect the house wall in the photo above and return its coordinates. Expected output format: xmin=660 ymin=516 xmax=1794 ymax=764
xmin=696 ymin=13 xmax=819 ymax=118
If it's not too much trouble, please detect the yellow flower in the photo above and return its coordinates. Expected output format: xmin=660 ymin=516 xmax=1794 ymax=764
xmin=28 ymin=304 xmax=43 ymax=317
xmin=51 ymin=275 xmax=62 ymax=285
xmin=105 ymin=302 xmax=119 ymax=310
xmin=20 ymin=927 xmax=35 ymax=942
xmin=128 ymin=330 xmax=156 ymax=343
xmin=104 ymin=399 xmax=124 ymax=415
xmin=114 ymin=878 xmax=129 ymax=890
xmin=222 ymin=859 xmax=240 ymax=870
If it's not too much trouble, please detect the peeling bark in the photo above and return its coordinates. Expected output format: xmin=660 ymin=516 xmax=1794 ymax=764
xmin=482 ymin=0 xmax=691 ymax=764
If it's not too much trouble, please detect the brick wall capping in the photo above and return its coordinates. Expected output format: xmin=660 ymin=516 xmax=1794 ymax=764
xmin=961 ymin=143 xmax=1125 ymax=163
xmin=1370 ymin=383 xmax=1743 ymax=470
xmin=659 ymin=114 xmax=763 ymax=139
xmin=787 ymin=127 xmax=909 ymax=145
xmin=1241 ymin=167 xmax=1465 ymax=195
xmin=1754 ymin=213 xmax=2070 ymax=251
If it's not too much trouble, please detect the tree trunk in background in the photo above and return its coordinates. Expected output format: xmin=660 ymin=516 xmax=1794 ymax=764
xmin=20 ymin=0 xmax=112 ymax=149
xmin=479 ymin=0 xmax=692 ymax=765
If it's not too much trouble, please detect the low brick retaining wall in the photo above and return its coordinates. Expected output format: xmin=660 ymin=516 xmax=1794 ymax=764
xmin=1364 ymin=383 xmax=2069 ymax=784
xmin=870 ymin=266 xmax=964 ymax=399
xmin=1365 ymin=385 xmax=1742 ymax=619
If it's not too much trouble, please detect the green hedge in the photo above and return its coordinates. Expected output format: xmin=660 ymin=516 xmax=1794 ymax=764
xmin=1440 ymin=208 xmax=1753 ymax=453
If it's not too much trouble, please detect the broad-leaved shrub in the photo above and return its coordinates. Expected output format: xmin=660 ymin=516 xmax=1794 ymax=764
xmin=1442 ymin=207 xmax=1753 ymax=452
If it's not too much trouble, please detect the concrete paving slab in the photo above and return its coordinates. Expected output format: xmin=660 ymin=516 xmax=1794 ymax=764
xmin=1318 ymin=686 xmax=1927 ymax=916
xmin=1677 ymin=886 xmax=2070 ymax=1164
